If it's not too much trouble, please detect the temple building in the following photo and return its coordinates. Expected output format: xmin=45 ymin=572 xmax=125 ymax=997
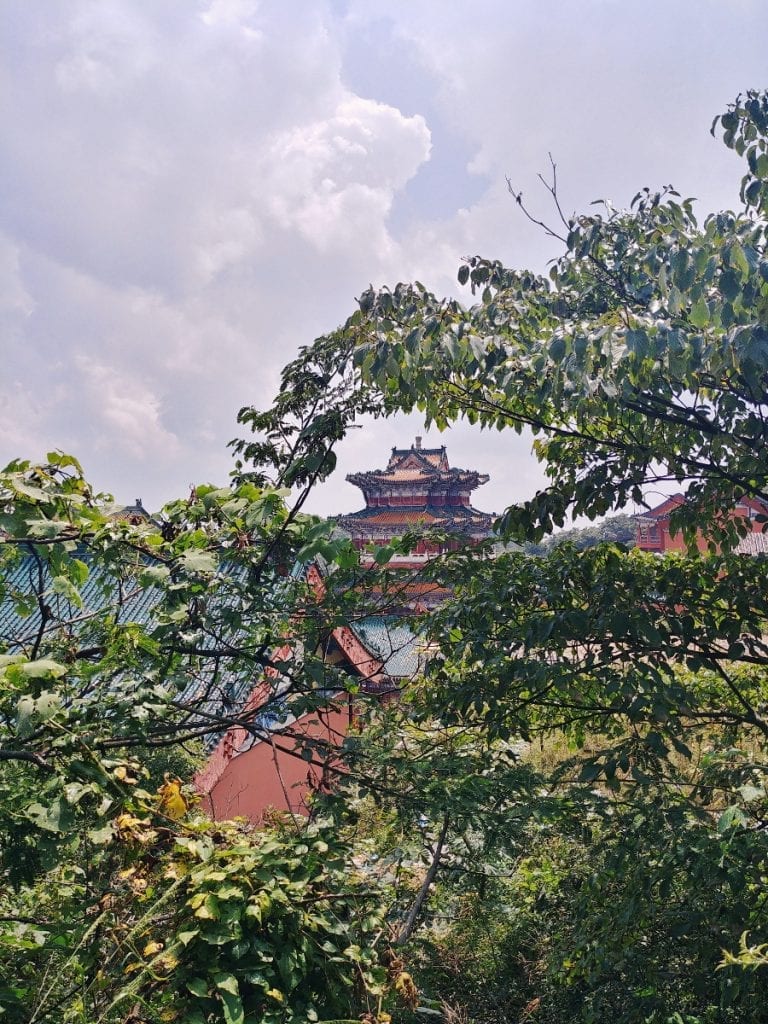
xmin=636 ymin=493 xmax=768 ymax=554
xmin=199 ymin=440 xmax=496 ymax=819
xmin=334 ymin=437 xmax=495 ymax=565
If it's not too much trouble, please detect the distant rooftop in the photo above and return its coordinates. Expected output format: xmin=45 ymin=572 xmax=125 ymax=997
xmin=112 ymin=498 xmax=153 ymax=524
xmin=346 ymin=438 xmax=489 ymax=495
xmin=337 ymin=438 xmax=494 ymax=548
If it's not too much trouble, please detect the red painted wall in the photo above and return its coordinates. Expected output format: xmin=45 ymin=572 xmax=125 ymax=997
xmin=636 ymin=496 xmax=768 ymax=553
xmin=194 ymin=588 xmax=387 ymax=823
xmin=198 ymin=701 xmax=353 ymax=822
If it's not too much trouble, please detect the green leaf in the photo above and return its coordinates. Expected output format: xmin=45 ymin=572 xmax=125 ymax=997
xmin=35 ymin=691 xmax=61 ymax=721
xmin=52 ymin=575 xmax=83 ymax=608
xmin=737 ymin=784 xmax=763 ymax=803
xmin=215 ymin=973 xmax=244 ymax=1024
xmin=186 ymin=977 xmax=209 ymax=998
xmin=140 ymin=564 xmax=171 ymax=584
xmin=19 ymin=659 xmax=67 ymax=679
xmin=578 ymin=761 xmax=602 ymax=783
xmin=26 ymin=798 xmax=73 ymax=834
xmin=718 ymin=805 xmax=748 ymax=833
xmin=689 ymin=296 xmax=710 ymax=328
xmin=70 ymin=559 xmax=89 ymax=585
xmin=15 ymin=696 xmax=36 ymax=737
xmin=194 ymin=894 xmax=220 ymax=920
xmin=730 ymin=240 xmax=750 ymax=277
xmin=180 ymin=549 xmax=219 ymax=574
xmin=88 ymin=824 xmax=116 ymax=844
xmin=720 ymin=268 xmax=740 ymax=300
xmin=549 ymin=337 xmax=566 ymax=361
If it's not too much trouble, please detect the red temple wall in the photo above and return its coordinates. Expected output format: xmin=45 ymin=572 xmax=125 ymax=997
xmin=198 ymin=701 xmax=353 ymax=822
xmin=195 ymin=606 xmax=385 ymax=824
xmin=637 ymin=503 xmax=766 ymax=554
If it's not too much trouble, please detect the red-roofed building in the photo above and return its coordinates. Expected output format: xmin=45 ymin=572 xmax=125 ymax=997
xmin=198 ymin=440 xmax=495 ymax=820
xmin=636 ymin=493 xmax=768 ymax=553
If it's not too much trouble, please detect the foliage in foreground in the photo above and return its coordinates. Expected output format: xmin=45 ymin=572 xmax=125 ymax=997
xmin=0 ymin=459 xmax=396 ymax=1022
xmin=339 ymin=706 xmax=768 ymax=1024
xmin=2 ymin=805 xmax=384 ymax=1024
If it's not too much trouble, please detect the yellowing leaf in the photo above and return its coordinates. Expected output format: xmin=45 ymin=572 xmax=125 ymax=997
xmin=394 ymin=971 xmax=419 ymax=1010
xmin=114 ymin=813 xmax=157 ymax=844
xmin=157 ymin=777 xmax=189 ymax=820
xmin=163 ymin=860 xmax=189 ymax=881
xmin=115 ymin=813 xmax=143 ymax=833
xmin=158 ymin=952 xmax=179 ymax=972
xmin=193 ymin=895 xmax=219 ymax=920
xmin=143 ymin=940 xmax=164 ymax=957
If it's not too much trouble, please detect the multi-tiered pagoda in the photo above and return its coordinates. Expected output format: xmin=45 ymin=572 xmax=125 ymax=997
xmin=335 ymin=437 xmax=494 ymax=562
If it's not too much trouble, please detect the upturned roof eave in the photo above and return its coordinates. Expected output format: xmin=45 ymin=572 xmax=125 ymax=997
xmin=346 ymin=469 xmax=489 ymax=488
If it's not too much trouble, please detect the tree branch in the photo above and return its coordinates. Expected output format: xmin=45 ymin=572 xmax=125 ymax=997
xmin=0 ymin=748 xmax=55 ymax=773
xmin=396 ymin=813 xmax=451 ymax=945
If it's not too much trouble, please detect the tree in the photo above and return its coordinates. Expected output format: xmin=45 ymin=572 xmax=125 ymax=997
xmin=0 ymin=456 xmax=395 ymax=1022
xmin=523 ymin=511 xmax=638 ymax=554
xmin=235 ymin=89 xmax=768 ymax=1019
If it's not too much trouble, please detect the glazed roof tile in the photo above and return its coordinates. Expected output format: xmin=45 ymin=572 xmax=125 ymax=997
xmin=336 ymin=504 xmax=493 ymax=531
xmin=383 ymin=470 xmax=433 ymax=481
xmin=1 ymin=549 xmax=424 ymax=747
xmin=0 ymin=553 xmax=283 ymax=749
xmin=389 ymin=445 xmax=448 ymax=470
xmin=346 ymin=442 xmax=489 ymax=494
xmin=735 ymin=532 xmax=768 ymax=554
xmin=0 ymin=552 xmax=159 ymax=648
xmin=348 ymin=616 xmax=421 ymax=678
xmin=348 ymin=509 xmax=437 ymax=525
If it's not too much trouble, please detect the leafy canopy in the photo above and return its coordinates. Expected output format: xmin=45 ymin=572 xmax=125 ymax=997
xmin=235 ymin=88 xmax=768 ymax=1019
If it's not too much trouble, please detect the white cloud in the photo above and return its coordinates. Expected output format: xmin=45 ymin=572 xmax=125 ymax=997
xmin=2 ymin=0 xmax=768 ymax=515
xmin=0 ymin=235 xmax=34 ymax=321
xmin=54 ymin=1 xmax=158 ymax=95
xmin=75 ymin=357 xmax=181 ymax=459
xmin=263 ymin=96 xmax=430 ymax=251
xmin=200 ymin=0 xmax=262 ymax=35
xmin=193 ymin=206 xmax=263 ymax=285
xmin=0 ymin=383 xmax=48 ymax=460
xmin=0 ymin=1 xmax=441 ymax=506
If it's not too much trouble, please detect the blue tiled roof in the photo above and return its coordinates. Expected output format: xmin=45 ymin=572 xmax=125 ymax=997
xmin=0 ymin=552 xmax=159 ymax=650
xmin=1 ymin=551 xmax=419 ymax=753
xmin=348 ymin=616 xmax=421 ymax=678
xmin=0 ymin=552 xmax=261 ymax=748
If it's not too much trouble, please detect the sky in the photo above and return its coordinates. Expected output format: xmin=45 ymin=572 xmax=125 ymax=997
xmin=2 ymin=0 xmax=767 ymax=519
